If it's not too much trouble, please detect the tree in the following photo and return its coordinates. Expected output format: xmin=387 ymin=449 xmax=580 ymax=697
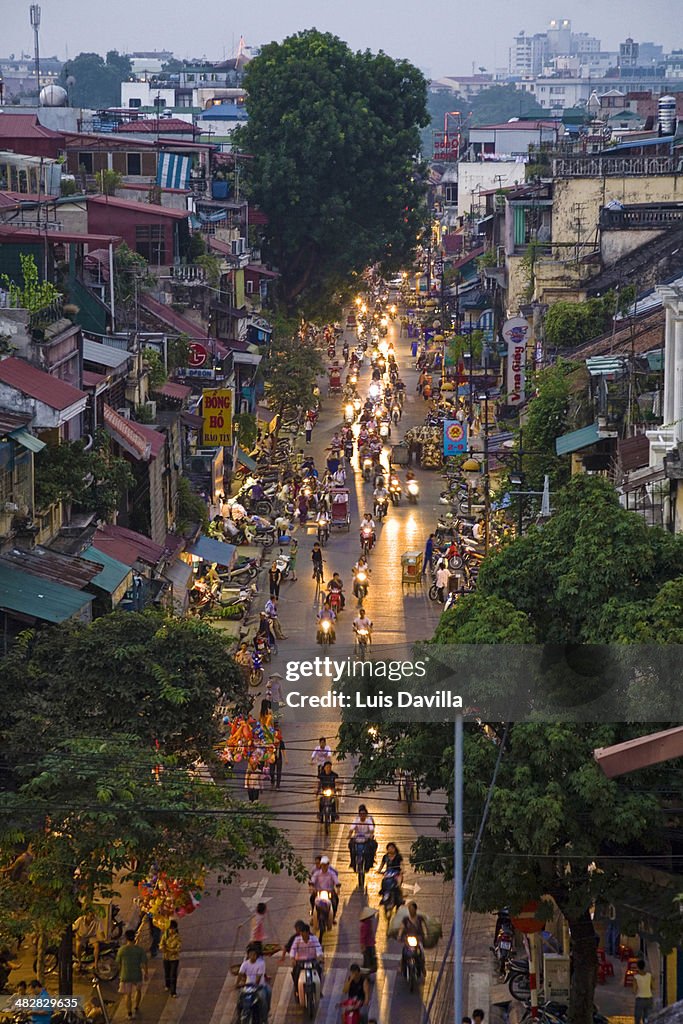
xmin=97 ymin=169 xmax=122 ymax=196
xmin=0 ymin=611 xmax=305 ymax=989
xmin=513 ymin=360 xmax=575 ymax=492
xmin=60 ymin=51 xmax=132 ymax=109
xmin=176 ymin=476 xmax=209 ymax=533
xmin=114 ymin=243 xmax=154 ymax=326
xmin=264 ymin=331 xmax=324 ymax=433
xmin=235 ymin=30 xmax=429 ymax=314
xmin=33 ymin=430 xmax=133 ymax=521
xmin=1 ymin=253 xmax=60 ymax=314
xmin=468 ymin=85 xmax=544 ymax=126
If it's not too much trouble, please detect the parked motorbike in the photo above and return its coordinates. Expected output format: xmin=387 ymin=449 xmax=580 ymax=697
xmin=492 ymin=917 xmax=514 ymax=977
xmin=505 ymin=957 xmax=531 ymax=1000
xmin=216 ymin=557 xmax=259 ymax=583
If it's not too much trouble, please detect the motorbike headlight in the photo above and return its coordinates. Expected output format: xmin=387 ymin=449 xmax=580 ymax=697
xmin=322 ymin=620 xmax=331 ymax=632
xmin=322 ymin=789 xmax=334 ymax=798
xmin=408 ymin=481 xmax=419 ymax=494
xmin=318 ymin=890 xmax=330 ymax=900
xmin=357 ymin=572 xmax=367 ymax=582
xmin=407 ymin=936 xmax=418 ymax=948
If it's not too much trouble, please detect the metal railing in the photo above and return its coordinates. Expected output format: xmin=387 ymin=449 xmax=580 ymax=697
xmin=599 ymin=205 xmax=683 ymax=229
xmin=554 ymin=155 xmax=680 ymax=177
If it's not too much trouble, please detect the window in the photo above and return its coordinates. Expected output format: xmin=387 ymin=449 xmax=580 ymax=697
xmin=78 ymin=152 xmax=93 ymax=174
xmin=128 ymin=98 xmax=142 ymax=108
xmin=135 ymin=224 xmax=166 ymax=264
xmin=127 ymin=153 xmax=142 ymax=176
xmin=246 ymin=279 xmax=254 ymax=294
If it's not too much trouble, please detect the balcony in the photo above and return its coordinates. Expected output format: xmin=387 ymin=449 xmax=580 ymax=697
xmin=553 ymin=155 xmax=681 ymax=178
xmin=599 ymin=204 xmax=683 ymax=230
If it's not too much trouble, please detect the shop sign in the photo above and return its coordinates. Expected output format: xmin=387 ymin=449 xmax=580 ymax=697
xmin=202 ymin=388 xmax=233 ymax=446
xmin=503 ymin=316 xmax=530 ymax=406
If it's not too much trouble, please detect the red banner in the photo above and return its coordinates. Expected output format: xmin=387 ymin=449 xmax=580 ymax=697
xmin=433 ymin=131 xmax=459 ymax=162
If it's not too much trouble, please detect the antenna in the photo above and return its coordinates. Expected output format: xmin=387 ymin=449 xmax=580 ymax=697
xmin=29 ymin=5 xmax=41 ymax=90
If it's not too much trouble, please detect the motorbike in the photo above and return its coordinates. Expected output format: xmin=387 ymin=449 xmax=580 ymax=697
xmin=253 ymin=632 xmax=272 ymax=662
xmin=374 ymin=496 xmax=388 ymax=522
xmin=352 ymin=567 xmax=369 ymax=603
xmin=352 ymin=838 xmax=368 ymax=890
xmin=379 ymin=420 xmax=391 ymax=440
xmin=362 ymin=456 xmax=373 ymax=482
xmin=392 ymin=403 xmax=402 ymax=425
xmin=237 ymin=983 xmax=265 ymax=1024
xmin=360 ymin=526 xmax=375 ymax=556
xmin=316 ymin=618 xmax=335 ymax=645
xmin=388 ymin=475 xmax=402 ymax=505
xmin=249 ymin=651 xmax=264 ymax=689
xmin=328 ymin=589 xmax=344 ymax=614
xmin=397 ymin=771 xmax=418 ymax=813
xmin=354 ymin=626 xmax=371 ymax=662
xmin=343 ymin=440 xmax=354 ymax=461
xmin=344 ymin=403 xmax=355 ymax=425
xmin=379 ymin=870 xmax=403 ymax=918
xmin=317 ymin=517 xmax=330 ymax=546
xmin=296 ymin=960 xmax=321 ymax=1019
xmin=314 ymin=889 xmax=333 ymax=941
xmin=216 ymin=557 xmax=259 ymax=583
xmin=275 ymin=550 xmax=291 ymax=579
xmin=505 ymin=957 xmax=531 ymax=1000
xmin=319 ymin=785 xmax=337 ymax=834
xmin=402 ymin=935 xmax=424 ymax=992
xmin=492 ymin=918 xmax=514 ymax=977
xmin=406 ymin=479 xmax=419 ymax=504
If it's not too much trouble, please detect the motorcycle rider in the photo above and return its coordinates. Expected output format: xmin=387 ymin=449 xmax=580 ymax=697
xmin=317 ymin=762 xmax=339 ymax=822
xmin=290 ymin=923 xmax=324 ymax=1000
xmin=360 ymin=513 xmax=376 ymax=550
xmin=352 ymin=557 xmax=371 ymax=599
xmin=353 ymin=608 xmax=373 ymax=646
xmin=311 ymin=738 xmax=332 ymax=776
xmin=310 ymin=856 xmax=341 ymax=925
xmin=316 ymin=599 xmax=337 ymax=644
xmin=397 ymin=901 xmax=427 ymax=975
xmin=373 ymin=480 xmax=389 ymax=518
xmin=379 ymin=842 xmax=404 ymax=906
xmin=342 ymin=964 xmax=371 ymax=1023
xmin=348 ymin=804 xmax=377 ymax=870
xmin=235 ymin=943 xmax=271 ymax=1020
xmin=326 ymin=572 xmax=346 ymax=611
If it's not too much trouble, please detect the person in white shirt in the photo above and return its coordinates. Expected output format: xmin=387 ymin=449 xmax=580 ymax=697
xmin=472 ymin=519 xmax=485 ymax=543
xmin=311 ymin=738 xmax=332 ymax=775
xmin=310 ymin=857 xmax=340 ymax=923
xmin=348 ymin=804 xmax=377 ymax=869
xmin=435 ymin=562 xmax=450 ymax=603
xmin=236 ymin=944 xmax=270 ymax=1018
xmin=290 ymin=924 xmax=324 ymax=993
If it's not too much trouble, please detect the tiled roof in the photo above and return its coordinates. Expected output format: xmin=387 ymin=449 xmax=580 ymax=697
xmin=102 ymin=404 xmax=164 ymax=460
xmin=115 ymin=119 xmax=198 ymax=134
xmin=139 ymin=293 xmax=211 ymax=341
xmin=0 ymin=357 xmax=86 ymax=411
xmin=0 ymin=113 xmax=62 ymax=140
xmin=570 ymin=310 xmax=665 ymax=359
xmin=154 ymin=381 xmax=192 ymax=401
xmin=91 ymin=523 xmax=165 ymax=567
xmin=88 ymin=195 xmax=189 ymax=219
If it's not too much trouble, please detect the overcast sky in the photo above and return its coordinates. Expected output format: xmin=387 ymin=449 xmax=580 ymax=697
xmin=3 ymin=0 xmax=681 ymax=79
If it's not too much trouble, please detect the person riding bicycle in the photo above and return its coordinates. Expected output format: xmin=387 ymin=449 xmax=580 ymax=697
xmin=348 ymin=805 xmax=377 ymax=870
xmin=311 ymin=542 xmax=324 ymax=583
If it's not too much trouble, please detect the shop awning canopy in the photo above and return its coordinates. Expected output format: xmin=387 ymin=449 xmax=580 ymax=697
xmin=9 ymin=426 xmax=46 ymax=452
xmin=80 ymin=544 xmax=132 ymax=594
xmin=237 ymin=447 xmax=257 ymax=471
xmin=0 ymin=562 xmax=94 ymax=623
xmin=555 ymin=423 xmax=601 ymax=456
xmin=187 ymin=536 xmax=236 ymax=567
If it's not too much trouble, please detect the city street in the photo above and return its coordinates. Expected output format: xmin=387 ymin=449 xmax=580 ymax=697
xmin=94 ymin=306 xmax=484 ymax=1024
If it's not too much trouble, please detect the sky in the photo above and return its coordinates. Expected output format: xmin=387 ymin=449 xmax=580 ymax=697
xmin=2 ymin=0 xmax=682 ymax=79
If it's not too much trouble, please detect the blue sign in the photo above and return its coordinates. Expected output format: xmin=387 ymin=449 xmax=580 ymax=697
xmin=443 ymin=420 xmax=468 ymax=456
xmin=424 ymin=327 xmax=436 ymax=342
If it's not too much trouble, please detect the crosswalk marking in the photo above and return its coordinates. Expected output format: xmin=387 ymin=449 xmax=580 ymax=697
xmin=208 ymin=969 xmax=239 ymax=1024
xmin=321 ymin=967 xmax=348 ymax=1024
xmin=110 ymin=976 xmax=152 ymax=1022
xmin=157 ymin=967 xmax=200 ymax=1024
xmin=270 ymin=967 xmax=294 ymax=1024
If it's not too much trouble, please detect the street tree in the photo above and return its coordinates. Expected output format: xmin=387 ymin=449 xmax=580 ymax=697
xmin=468 ymin=84 xmax=544 ymax=125
xmin=235 ymin=29 xmax=429 ymax=314
xmin=263 ymin=329 xmax=324 ymax=434
xmin=338 ymin=478 xmax=683 ymax=1024
xmin=33 ymin=429 xmax=133 ymax=521
xmin=60 ymin=51 xmax=132 ymax=109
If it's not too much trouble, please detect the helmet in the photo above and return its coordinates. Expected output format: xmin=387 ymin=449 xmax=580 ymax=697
xmin=320 ymin=856 xmax=330 ymax=865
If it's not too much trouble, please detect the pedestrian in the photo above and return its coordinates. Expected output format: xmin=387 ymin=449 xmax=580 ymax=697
xmin=245 ymin=757 xmax=263 ymax=803
xmin=359 ymin=906 xmax=378 ymax=974
xmin=251 ymin=902 xmax=270 ymax=953
xmin=259 ymin=699 xmax=274 ymax=731
xmin=116 ymin=929 xmax=148 ymax=1019
xmin=305 ymin=419 xmax=313 ymax=444
xmin=269 ymin=722 xmax=287 ymax=789
xmin=269 ymin=562 xmax=282 ymax=599
xmin=266 ymin=673 xmax=285 ymax=718
xmin=435 ymin=560 xmax=450 ymax=603
xmin=632 ymin=961 xmax=654 ymax=1024
xmin=423 ymin=533 xmax=435 ymax=576
xmin=288 ymin=538 xmax=298 ymax=581
xmin=28 ymin=979 xmax=52 ymax=1024
xmin=159 ymin=920 xmax=181 ymax=998
xmin=472 ymin=1010 xmax=485 ymax=1024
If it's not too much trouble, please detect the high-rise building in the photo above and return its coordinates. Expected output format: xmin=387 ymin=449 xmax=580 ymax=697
xmin=571 ymin=32 xmax=601 ymax=55
xmin=619 ymin=38 xmax=640 ymax=68
xmin=547 ymin=18 xmax=572 ymax=56
xmin=509 ymin=30 xmax=549 ymax=77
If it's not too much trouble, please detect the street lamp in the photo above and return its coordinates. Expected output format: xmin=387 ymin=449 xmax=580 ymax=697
xmin=461 ymin=456 xmax=482 ymax=518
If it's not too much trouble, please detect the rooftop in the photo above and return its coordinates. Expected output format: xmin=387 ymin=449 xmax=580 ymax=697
xmin=0 ymin=560 xmax=93 ymax=624
xmin=90 ymin=523 xmax=166 ymax=567
xmin=87 ymin=195 xmax=190 ymax=219
xmin=0 ymin=357 xmax=86 ymax=411
xmin=0 ymin=113 xmax=63 ymax=141
xmin=115 ymin=118 xmax=199 ymax=134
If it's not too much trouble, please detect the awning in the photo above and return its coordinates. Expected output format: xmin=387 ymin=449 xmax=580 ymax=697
xmin=163 ymin=558 xmax=194 ymax=613
xmin=154 ymin=381 xmax=192 ymax=401
xmin=555 ymin=423 xmax=601 ymax=456
xmin=187 ymin=536 xmax=236 ymax=567
xmin=83 ymin=339 xmax=131 ymax=370
xmin=9 ymin=426 xmax=46 ymax=452
xmin=157 ymin=152 xmax=192 ymax=189
xmin=80 ymin=544 xmax=132 ymax=594
xmin=181 ymin=412 xmax=204 ymax=429
xmin=621 ymin=467 xmax=666 ymax=494
xmin=237 ymin=447 xmax=257 ymax=471
xmin=0 ymin=562 xmax=94 ymax=623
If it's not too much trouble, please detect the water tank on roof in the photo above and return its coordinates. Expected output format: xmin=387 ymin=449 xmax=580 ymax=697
xmin=39 ymin=84 xmax=67 ymax=107
xmin=658 ymin=94 xmax=677 ymax=135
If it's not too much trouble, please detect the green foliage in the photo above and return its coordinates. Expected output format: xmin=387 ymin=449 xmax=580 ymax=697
xmin=60 ymin=51 xmax=133 ymax=108
xmin=1 ymin=253 xmax=60 ymax=314
xmin=168 ymin=333 xmax=191 ymax=374
xmin=235 ymin=29 xmax=429 ymax=313
xmin=234 ymin=412 xmax=258 ymax=450
xmin=448 ymin=330 xmax=484 ymax=365
xmin=264 ymin=332 xmax=324 ymax=429
xmin=34 ymin=430 xmax=133 ymax=520
xmin=196 ymin=253 xmax=222 ymax=289
xmin=60 ymin=178 xmax=78 ymax=197
xmin=544 ymin=292 xmax=628 ymax=351
xmin=0 ymin=611 xmax=305 ymax=949
xmin=476 ymin=248 xmax=497 ymax=271
xmin=143 ymin=347 xmax=167 ymax=388
xmin=187 ymin=232 xmax=207 ymax=260
xmin=114 ymin=243 xmax=154 ymax=322
xmin=468 ymin=85 xmax=544 ymax=126
xmin=176 ymin=476 xmax=209 ymax=533
xmin=97 ymin=168 xmax=122 ymax=196
xmin=519 ymin=238 xmax=542 ymax=301
xmin=515 ymin=360 xmax=575 ymax=491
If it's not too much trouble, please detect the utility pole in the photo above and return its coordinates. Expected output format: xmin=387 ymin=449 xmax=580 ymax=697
xmin=30 ymin=5 xmax=41 ymax=91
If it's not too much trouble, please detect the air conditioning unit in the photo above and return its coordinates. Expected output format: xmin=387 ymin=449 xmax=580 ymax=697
xmin=3 ymin=502 xmax=18 ymax=513
xmin=231 ymin=237 xmax=246 ymax=256
xmin=145 ymin=400 xmax=157 ymax=419
xmin=117 ymin=407 xmax=131 ymax=420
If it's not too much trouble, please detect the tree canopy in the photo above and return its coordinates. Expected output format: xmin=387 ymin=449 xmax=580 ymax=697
xmin=263 ymin=327 xmax=324 ymax=431
xmin=235 ymin=29 xmax=429 ymax=314
xmin=60 ymin=51 xmax=133 ymax=109
xmin=468 ymin=85 xmax=544 ymax=126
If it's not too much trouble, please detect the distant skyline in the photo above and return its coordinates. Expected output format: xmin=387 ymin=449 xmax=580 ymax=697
xmin=2 ymin=0 xmax=682 ymax=79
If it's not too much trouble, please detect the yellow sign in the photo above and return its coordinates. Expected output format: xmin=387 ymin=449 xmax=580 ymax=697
xmin=202 ymin=388 xmax=233 ymax=446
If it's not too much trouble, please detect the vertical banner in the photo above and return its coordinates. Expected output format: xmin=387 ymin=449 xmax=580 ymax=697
xmin=503 ymin=316 xmax=530 ymax=406
xmin=443 ymin=420 xmax=468 ymax=456
xmin=202 ymin=388 xmax=233 ymax=446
